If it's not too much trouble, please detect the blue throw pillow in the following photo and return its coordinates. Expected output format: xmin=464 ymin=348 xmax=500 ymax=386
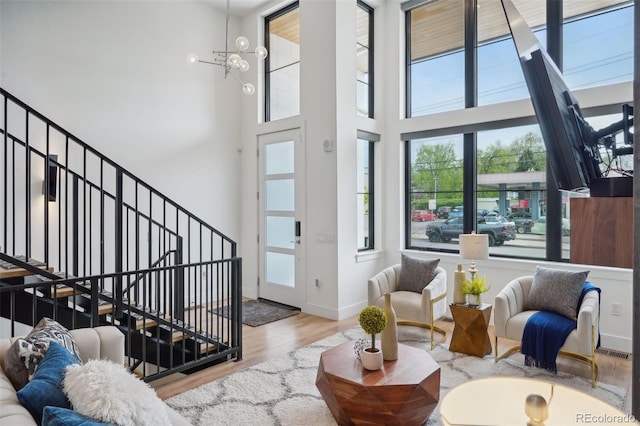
xmin=42 ymin=406 xmax=114 ymax=426
xmin=17 ymin=341 xmax=80 ymax=425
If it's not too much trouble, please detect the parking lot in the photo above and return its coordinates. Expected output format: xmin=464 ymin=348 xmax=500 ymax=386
xmin=409 ymin=220 xmax=571 ymax=258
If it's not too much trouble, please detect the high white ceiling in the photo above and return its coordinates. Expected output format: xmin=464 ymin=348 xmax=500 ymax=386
xmin=204 ymin=0 xmax=270 ymax=17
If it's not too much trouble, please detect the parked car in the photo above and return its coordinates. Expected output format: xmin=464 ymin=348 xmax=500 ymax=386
xmin=530 ymin=216 xmax=571 ymax=236
xmin=411 ymin=210 xmax=435 ymax=222
xmin=448 ymin=206 xmax=488 ymax=219
xmin=448 ymin=206 xmax=464 ymax=218
xmin=506 ymin=213 xmax=534 ymax=234
xmin=436 ymin=206 xmax=452 ymax=219
xmin=425 ymin=216 xmax=516 ymax=246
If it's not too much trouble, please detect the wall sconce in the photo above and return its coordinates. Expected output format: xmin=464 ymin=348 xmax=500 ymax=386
xmin=42 ymin=154 xmax=58 ymax=202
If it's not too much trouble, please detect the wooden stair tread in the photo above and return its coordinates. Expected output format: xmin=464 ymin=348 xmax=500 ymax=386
xmin=192 ymin=333 xmax=220 ymax=354
xmin=0 ymin=256 xmax=52 ymax=279
xmin=50 ymin=285 xmax=77 ymax=298
xmin=132 ymin=318 xmax=158 ymax=330
xmin=123 ymin=309 xmax=162 ymax=330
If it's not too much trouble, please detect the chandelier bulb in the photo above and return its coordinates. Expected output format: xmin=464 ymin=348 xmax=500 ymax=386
xmin=255 ymin=46 xmax=268 ymax=60
xmin=187 ymin=53 xmax=199 ymax=64
xmin=236 ymin=36 xmax=250 ymax=52
xmin=242 ymin=83 xmax=255 ymax=95
xmin=239 ymin=60 xmax=250 ymax=72
xmin=228 ymin=53 xmax=242 ymax=68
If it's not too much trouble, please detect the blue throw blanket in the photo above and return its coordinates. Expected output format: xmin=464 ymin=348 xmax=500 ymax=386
xmin=521 ymin=281 xmax=600 ymax=373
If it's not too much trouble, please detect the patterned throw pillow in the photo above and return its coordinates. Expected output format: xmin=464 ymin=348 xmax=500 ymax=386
xmin=4 ymin=317 xmax=81 ymax=390
xmin=525 ymin=266 xmax=590 ymax=320
xmin=397 ymin=255 xmax=440 ymax=293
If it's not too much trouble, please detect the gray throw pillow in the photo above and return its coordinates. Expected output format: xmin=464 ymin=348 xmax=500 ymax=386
xmin=397 ymin=255 xmax=440 ymax=293
xmin=526 ymin=266 xmax=589 ymax=320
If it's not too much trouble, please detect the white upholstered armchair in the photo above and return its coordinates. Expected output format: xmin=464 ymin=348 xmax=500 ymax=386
xmin=494 ymin=275 xmax=600 ymax=386
xmin=368 ymin=264 xmax=447 ymax=349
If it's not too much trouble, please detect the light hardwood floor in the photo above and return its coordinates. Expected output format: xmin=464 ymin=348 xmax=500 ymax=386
xmin=154 ymin=311 xmax=632 ymax=410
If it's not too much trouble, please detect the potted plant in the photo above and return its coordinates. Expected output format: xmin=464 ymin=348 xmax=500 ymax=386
xmin=358 ymin=306 xmax=388 ymax=370
xmin=461 ymin=275 xmax=490 ymax=305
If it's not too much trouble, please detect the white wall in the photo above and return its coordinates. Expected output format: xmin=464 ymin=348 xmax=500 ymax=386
xmin=0 ymin=0 xmax=244 ymax=241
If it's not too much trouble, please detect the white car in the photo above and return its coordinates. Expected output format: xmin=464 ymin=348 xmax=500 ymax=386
xmin=530 ymin=216 xmax=570 ymax=236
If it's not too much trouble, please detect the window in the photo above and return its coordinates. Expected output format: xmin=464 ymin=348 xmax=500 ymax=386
xmin=265 ymin=2 xmax=300 ymax=122
xmin=563 ymin=1 xmax=633 ymax=90
xmin=406 ymin=0 xmax=465 ymax=117
xmin=357 ymin=1 xmax=374 ymax=118
xmin=477 ymin=125 xmax=548 ymax=258
xmin=477 ymin=0 xmax=546 ymax=105
xmin=357 ymin=131 xmax=378 ymax=251
xmin=404 ymin=0 xmax=633 ymax=262
xmin=406 ymin=134 xmax=464 ymax=250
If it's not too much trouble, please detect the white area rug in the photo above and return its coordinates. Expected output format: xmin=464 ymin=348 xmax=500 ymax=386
xmin=166 ymin=326 xmax=628 ymax=426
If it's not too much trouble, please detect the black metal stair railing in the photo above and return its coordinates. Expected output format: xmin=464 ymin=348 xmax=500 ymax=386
xmin=0 ymin=87 xmax=242 ymax=380
xmin=0 ymin=252 xmax=242 ymax=381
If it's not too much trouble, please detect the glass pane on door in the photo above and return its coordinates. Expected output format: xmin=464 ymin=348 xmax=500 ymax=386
xmin=265 ymin=252 xmax=295 ymax=287
xmin=264 ymin=140 xmax=296 ymax=290
xmin=266 ymin=216 xmax=294 ymax=249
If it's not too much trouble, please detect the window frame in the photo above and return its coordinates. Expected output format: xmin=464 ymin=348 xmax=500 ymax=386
xmin=357 ymin=0 xmax=375 ymax=119
xmin=357 ymin=130 xmax=379 ymax=251
xmin=264 ymin=1 xmax=300 ymax=123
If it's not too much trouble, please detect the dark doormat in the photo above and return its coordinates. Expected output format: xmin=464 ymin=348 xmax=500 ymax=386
xmin=210 ymin=299 xmax=300 ymax=327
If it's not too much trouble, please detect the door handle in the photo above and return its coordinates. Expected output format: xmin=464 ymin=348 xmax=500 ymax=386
xmin=291 ymin=221 xmax=301 ymax=244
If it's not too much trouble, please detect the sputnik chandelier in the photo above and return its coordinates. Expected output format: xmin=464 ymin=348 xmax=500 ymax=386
xmin=187 ymin=0 xmax=268 ymax=95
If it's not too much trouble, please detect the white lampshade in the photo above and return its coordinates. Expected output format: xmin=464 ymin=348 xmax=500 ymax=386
xmin=459 ymin=233 xmax=489 ymax=260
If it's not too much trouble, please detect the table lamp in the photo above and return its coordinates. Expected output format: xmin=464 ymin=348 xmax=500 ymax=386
xmin=456 ymin=233 xmax=489 ymax=303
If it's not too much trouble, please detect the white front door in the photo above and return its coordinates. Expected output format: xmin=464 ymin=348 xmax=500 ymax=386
xmin=258 ymin=129 xmax=305 ymax=308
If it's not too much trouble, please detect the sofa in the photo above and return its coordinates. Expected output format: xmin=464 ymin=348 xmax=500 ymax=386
xmin=0 ymin=325 xmax=190 ymax=425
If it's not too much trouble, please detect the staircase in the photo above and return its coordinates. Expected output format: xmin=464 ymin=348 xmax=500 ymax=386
xmin=0 ymin=88 xmax=242 ymax=382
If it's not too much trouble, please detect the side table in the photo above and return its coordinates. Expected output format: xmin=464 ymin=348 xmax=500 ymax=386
xmin=449 ymin=303 xmax=492 ymax=357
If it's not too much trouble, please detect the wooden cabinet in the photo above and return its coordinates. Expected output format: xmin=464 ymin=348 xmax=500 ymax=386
xmin=570 ymin=197 xmax=632 ymax=268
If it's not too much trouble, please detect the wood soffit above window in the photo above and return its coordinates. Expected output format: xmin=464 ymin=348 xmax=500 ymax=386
xmin=270 ymin=6 xmax=371 ymax=73
xmin=267 ymin=0 xmax=629 ymax=69
xmin=410 ymin=0 xmax=629 ymax=63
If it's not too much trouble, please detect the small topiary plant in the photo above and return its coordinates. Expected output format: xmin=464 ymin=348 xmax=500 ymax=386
xmin=358 ymin=306 xmax=388 ymax=351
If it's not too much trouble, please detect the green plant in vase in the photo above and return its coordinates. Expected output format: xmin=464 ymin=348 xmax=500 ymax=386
xmin=358 ymin=306 xmax=388 ymax=350
xmin=357 ymin=306 xmax=388 ymax=370
xmin=461 ymin=275 xmax=490 ymax=305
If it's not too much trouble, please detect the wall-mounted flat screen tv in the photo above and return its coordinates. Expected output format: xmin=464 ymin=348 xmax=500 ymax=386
xmin=501 ymin=0 xmax=633 ymax=195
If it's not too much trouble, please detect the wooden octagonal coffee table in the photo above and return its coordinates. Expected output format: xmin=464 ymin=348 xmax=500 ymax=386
xmin=316 ymin=341 xmax=440 ymax=426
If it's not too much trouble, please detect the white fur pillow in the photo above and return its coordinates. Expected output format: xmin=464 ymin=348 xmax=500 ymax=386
xmin=62 ymin=359 xmax=171 ymax=426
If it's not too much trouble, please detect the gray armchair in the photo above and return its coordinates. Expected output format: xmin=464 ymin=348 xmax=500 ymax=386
xmin=368 ymin=264 xmax=447 ymax=349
